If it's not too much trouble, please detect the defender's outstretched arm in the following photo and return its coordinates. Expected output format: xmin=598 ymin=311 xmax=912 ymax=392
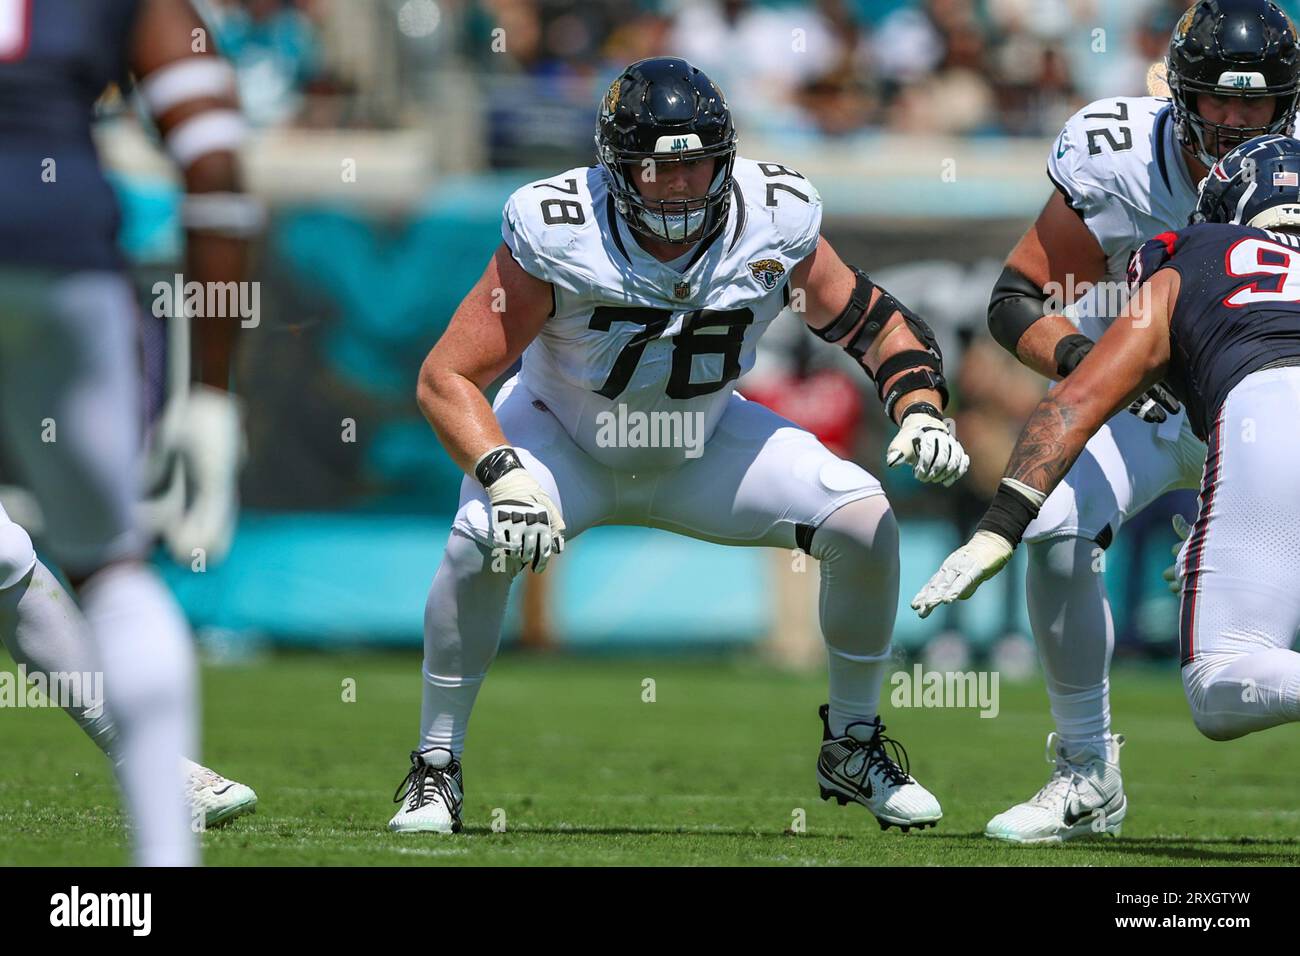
xmin=913 ymin=268 xmax=1180 ymax=617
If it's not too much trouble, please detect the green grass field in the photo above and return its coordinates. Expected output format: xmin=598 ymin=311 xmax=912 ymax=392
xmin=2 ymin=648 xmax=1298 ymax=866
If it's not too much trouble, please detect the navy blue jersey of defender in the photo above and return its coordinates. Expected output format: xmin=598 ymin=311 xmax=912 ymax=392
xmin=1129 ymin=222 xmax=1300 ymax=440
xmin=0 ymin=0 xmax=141 ymax=271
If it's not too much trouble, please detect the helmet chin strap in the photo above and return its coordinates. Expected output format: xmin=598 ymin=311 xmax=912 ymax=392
xmin=1191 ymin=123 xmax=1220 ymax=170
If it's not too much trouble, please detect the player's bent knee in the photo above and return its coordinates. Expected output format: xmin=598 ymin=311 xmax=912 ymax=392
xmin=440 ymin=529 xmax=503 ymax=579
xmin=1183 ymin=663 xmax=1251 ymax=742
xmin=1186 ymin=700 xmax=1244 ymax=742
xmin=0 ymin=520 xmax=37 ymax=591
xmin=809 ymin=494 xmax=898 ymax=572
xmin=1026 ymin=534 xmax=1094 ymax=582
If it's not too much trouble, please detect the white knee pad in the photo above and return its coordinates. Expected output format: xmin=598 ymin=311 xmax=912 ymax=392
xmin=0 ymin=518 xmax=37 ymax=591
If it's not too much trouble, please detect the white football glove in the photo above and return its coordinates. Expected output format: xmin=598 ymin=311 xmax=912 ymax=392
xmin=1162 ymin=513 xmax=1193 ymax=594
xmin=911 ymin=530 xmax=1014 ymax=619
xmin=484 ymin=465 xmax=566 ymax=573
xmin=886 ymin=409 xmax=970 ymax=486
xmin=143 ymin=384 xmax=246 ymax=566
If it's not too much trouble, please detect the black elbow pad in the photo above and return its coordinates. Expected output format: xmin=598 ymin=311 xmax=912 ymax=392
xmin=808 ymin=267 xmax=878 ymax=352
xmin=988 ymin=265 xmax=1050 ymax=355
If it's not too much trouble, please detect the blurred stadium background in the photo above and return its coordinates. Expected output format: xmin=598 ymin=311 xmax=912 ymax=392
xmin=79 ymin=0 xmax=1273 ymax=670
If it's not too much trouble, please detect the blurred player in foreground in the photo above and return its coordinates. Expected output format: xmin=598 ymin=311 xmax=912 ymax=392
xmin=392 ymin=56 xmax=969 ymax=835
xmin=981 ymin=0 xmax=1300 ymax=843
xmin=0 ymin=0 xmax=257 ymax=864
xmin=916 ymin=135 xmax=1300 ymax=794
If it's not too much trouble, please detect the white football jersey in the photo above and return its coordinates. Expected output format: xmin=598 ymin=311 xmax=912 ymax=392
xmin=1048 ymin=95 xmax=1200 ymax=338
xmin=501 ymin=156 xmax=821 ymax=470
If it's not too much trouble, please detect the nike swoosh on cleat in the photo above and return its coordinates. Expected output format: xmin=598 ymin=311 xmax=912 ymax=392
xmin=821 ymin=763 xmax=872 ymax=799
xmin=1063 ymin=791 xmax=1120 ymax=828
xmin=1062 ymin=804 xmax=1094 ymax=827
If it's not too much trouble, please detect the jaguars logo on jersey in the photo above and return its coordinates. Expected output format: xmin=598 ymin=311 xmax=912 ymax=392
xmin=748 ymin=258 xmax=786 ymax=291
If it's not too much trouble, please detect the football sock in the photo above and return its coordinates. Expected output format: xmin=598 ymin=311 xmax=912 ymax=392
xmin=0 ymin=560 xmax=120 ymax=757
xmin=420 ymin=531 xmax=512 ymax=756
xmin=81 ymin=563 xmax=197 ymax=867
xmin=813 ymin=495 xmax=899 ymax=737
xmin=420 ymin=670 xmax=486 ymax=757
xmin=1026 ymin=536 xmax=1114 ymax=752
xmin=1182 ymin=648 xmax=1300 ymax=740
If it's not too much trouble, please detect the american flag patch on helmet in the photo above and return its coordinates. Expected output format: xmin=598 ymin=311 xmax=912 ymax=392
xmin=1275 ymin=171 xmax=1299 ymax=187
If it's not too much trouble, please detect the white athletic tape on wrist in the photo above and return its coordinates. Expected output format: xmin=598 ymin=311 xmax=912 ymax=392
xmin=1001 ymin=477 xmax=1047 ymax=509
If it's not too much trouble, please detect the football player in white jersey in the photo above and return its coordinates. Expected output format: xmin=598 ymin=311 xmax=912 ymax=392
xmin=981 ymin=0 xmax=1300 ymax=844
xmin=388 ymin=56 xmax=970 ymax=836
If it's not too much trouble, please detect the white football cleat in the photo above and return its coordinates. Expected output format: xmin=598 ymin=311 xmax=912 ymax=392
xmin=984 ymin=733 xmax=1126 ymax=845
xmin=816 ymin=705 xmax=942 ymax=832
xmin=184 ymin=759 xmax=258 ymax=828
xmin=389 ymin=747 xmax=463 ymax=834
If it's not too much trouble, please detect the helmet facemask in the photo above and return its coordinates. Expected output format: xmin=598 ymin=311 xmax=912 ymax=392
xmin=1171 ymin=72 xmax=1300 ymax=168
xmin=598 ymin=137 xmax=736 ymax=245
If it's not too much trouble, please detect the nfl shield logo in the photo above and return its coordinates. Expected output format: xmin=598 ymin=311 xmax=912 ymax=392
xmin=673 ymin=280 xmax=690 ymax=299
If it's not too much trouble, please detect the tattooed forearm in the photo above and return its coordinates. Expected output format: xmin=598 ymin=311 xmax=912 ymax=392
xmin=1004 ymin=395 xmax=1086 ymax=493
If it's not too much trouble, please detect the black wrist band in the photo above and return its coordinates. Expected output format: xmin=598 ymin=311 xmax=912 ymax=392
xmin=883 ymin=368 xmax=949 ymax=421
xmin=898 ymin=401 xmax=942 ymax=423
xmin=474 ymin=447 xmax=523 ymax=487
xmin=1054 ymin=333 xmax=1093 ymax=378
xmin=976 ymin=482 xmax=1043 ymax=548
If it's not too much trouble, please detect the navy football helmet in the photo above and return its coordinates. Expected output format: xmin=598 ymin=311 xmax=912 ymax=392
xmin=595 ymin=57 xmax=737 ymax=245
xmin=1193 ymin=133 xmax=1300 ymax=227
xmin=1167 ymin=0 xmax=1300 ymax=167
